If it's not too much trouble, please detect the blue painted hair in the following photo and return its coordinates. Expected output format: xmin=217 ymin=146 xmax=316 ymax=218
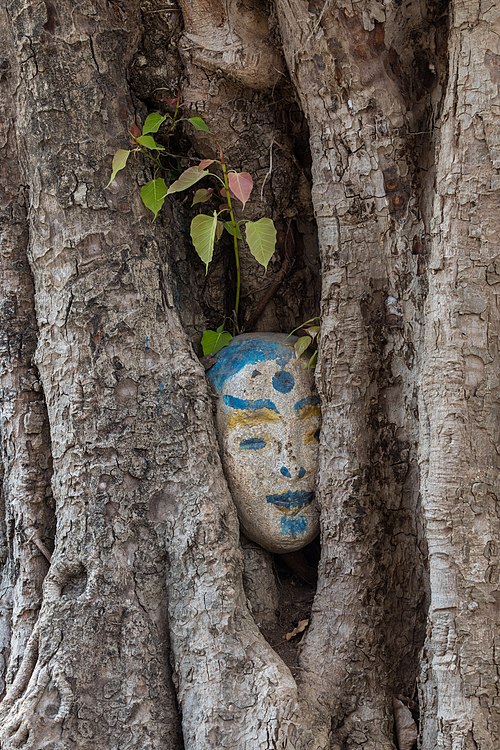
xmin=206 ymin=334 xmax=295 ymax=393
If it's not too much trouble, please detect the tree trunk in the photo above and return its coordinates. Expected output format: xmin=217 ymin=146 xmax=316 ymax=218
xmin=0 ymin=1 xmax=498 ymax=749
xmin=418 ymin=2 xmax=499 ymax=747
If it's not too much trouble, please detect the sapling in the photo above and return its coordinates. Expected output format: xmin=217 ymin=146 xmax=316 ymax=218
xmin=289 ymin=317 xmax=320 ymax=369
xmin=107 ymin=99 xmax=277 ymax=354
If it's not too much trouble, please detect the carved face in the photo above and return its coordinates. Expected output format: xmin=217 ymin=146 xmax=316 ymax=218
xmin=207 ymin=334 xmax=320 ymax=553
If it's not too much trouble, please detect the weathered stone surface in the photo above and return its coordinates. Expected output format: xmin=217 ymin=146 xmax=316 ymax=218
xmin=207 ymin=334 xmax=320 ymax=553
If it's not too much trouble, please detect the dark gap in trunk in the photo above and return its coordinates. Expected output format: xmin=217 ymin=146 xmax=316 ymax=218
xmin=262 ymin=537 xmax=320 ymax=676
xmin=411 ymin=0 xmax=450 ymax=732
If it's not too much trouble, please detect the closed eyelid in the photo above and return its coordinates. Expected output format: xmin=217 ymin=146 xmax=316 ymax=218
xmin=239 ymin=437 xmax=267 ymax=450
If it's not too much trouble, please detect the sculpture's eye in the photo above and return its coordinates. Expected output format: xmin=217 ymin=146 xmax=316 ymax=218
xmin=239 ymin=437 xmax=267 ymax=450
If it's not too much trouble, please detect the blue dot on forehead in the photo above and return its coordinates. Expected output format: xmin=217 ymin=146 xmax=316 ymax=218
xmin=272 ymin=370 xmax=295 ymax=393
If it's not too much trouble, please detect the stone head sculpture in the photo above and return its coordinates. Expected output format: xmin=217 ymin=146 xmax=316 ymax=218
xmin=207 ymin=333 xmax=320 ymax=553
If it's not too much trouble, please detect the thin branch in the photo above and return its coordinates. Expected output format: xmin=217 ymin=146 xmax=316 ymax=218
xmin=260 ymin=139 xmax=275 ymax=202
xmin=29 ymin=533 xmax=52 ymax=563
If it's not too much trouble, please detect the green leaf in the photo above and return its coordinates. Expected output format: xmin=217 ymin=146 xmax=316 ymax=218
xmin=307 ymin=350 xmax=318 ymax=369
xmin=244 ymin=218 xmax=277 ymax=270
xmin=288 ymin=317 xmax=320 ymax=337
xmin=224 ymin=221 xmax=242 ymax=239
xmin=140 ymin=178 xmax=168 ymax=219
xmin=305 ymin=325 xmax=321 ymax=339
xmin=190 ymin=211 xmax=218 ymax=272
xmin=106 ymin=149 xmax=131 ymax=187
xmin=216 ymin=221 xmax=224 ymax=240
xmin=188 ymin=116 xmax=211 ymax=132
xmin=201 ymin=328 xmax=233 ymax=356
xmin=142 ymin=113 xmax=168 ymax=135
xmin=192 ymin=188 xmax=213 ymax=206
xmin=136 ymin=134 xmax=165 ymax=151
xmin=167 ymin=166 xmax=210 ymax=195
xmin=294 ymin=335 xmax=312 ymax=359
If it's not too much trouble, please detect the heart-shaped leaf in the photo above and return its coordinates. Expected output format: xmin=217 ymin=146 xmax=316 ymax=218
xmin=106 ymin=149 xmax=131 ymax=187
xmin=192 ymin=188 xmax=214 ymax=206
xmin=201 ymin=328 xmax=233 ymax=356
xmin=140 ymin=178 xmax=168 ymax=219
xmin=190 ymin=212 xmax=218 ymax=272
xmin=227 ymin=171 xmax=253 ymax=209
xmin=199 ymin=158 xmax=215 ymax=170
xmin=142 ymin=112 xmax=168 ymax=135
xmin=245 ymin=218 xmax=277 ymax=270
xmin=188 ymin=116 xmax=211 ymax=132
xmin=136 ymin=134 xmax=165 ymax=151
xmin=167 ymin=166 xmax=210 ymax=195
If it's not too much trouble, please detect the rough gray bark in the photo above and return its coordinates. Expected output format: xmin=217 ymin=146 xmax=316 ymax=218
xmin=0 ymin=2 xmax=183 ymax=747
xmin=0 ymin=3 xmax=53 ymax=702
xmin=0 ymin=0 xmax=498 ymax=749
xmin=418 ymin=1 xmax=500 ymax=747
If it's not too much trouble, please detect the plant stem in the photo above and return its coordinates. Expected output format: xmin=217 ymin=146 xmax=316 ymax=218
xmin=140 ymin=149 xmax=163 ymax=170
xmin=167 ymin=95 xmax=181 ymax=135
xmin=220 ymin=153 xmax=241 ymax=332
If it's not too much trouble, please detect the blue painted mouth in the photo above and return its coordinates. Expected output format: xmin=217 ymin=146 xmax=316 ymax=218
xmin=266 ymin=490 xmax=314 ymax=515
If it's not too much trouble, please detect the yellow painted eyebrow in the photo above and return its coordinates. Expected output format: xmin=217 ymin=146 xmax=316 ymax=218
xmin=227 ymin=408 xmax=281 ymax=430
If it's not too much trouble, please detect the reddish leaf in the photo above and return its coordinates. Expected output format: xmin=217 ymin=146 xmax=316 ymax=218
xmin=199 ymin=159 xmax=215 ymax=170
xmin=129 ymin=122 xmax=141 ymax=139
xmin=227 ymin=171 xmax=253 ymax=209
xmin=219 ymin=187 xmax=227 ymax=197
xmin=165 ymin=89 xmax=182 ymax=106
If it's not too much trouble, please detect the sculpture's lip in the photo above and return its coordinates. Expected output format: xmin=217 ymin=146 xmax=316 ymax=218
xmin=265 ymin=490 xmax=315 ymax=515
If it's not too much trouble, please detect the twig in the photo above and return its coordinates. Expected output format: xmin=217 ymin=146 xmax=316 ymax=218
xmin=260 ymin=139 xmax=275 ymax=202
xmin=29 ymin=533 xmax=52 ymax=563
xmin=243 ymin=223 xmax=294 ymax=331
xmin=307 ymin=0 xmax=332 ymax=42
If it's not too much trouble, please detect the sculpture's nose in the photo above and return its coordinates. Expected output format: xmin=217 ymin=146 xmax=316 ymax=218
xmin=280 ymin=465 xmax=306 ymax=479
xmin=280 ymin=435 xmax=307 ymax=479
